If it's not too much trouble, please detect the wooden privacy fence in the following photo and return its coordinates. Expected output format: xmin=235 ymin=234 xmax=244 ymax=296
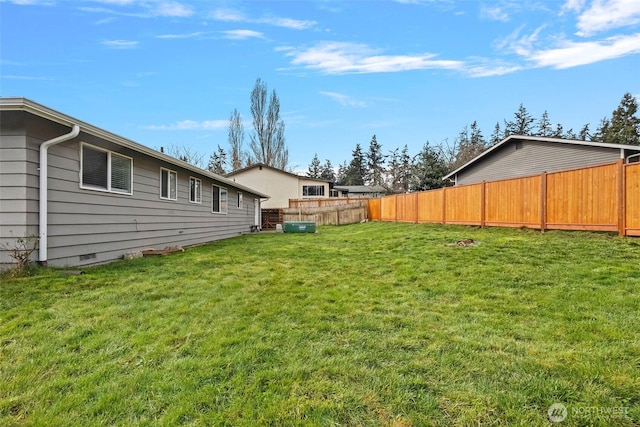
xmin=286 ymin=199 xmax=369 ymax=226
xmin=289 ymin=197 xmax=361 ymax=208
xmin=368 ymin=160 xmax=640 ymax=237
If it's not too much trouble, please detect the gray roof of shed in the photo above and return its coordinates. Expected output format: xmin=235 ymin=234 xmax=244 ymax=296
xmin=443 ymin=134 xmax=640 ymax=180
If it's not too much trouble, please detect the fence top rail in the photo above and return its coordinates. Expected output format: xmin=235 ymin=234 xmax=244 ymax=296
xmin=545 ymin=160 xmax=619 ymax=176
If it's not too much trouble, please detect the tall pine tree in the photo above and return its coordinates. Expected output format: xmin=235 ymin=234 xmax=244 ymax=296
xmin=366 ymin=135 xmax=385 ymax=186
xmin=603 ymin=92 xmax=640 ymax=145
xmin=307 ymin=153 xmax=321 ymax=178
xmin=343 ymin=144 xmax=366 ymax=185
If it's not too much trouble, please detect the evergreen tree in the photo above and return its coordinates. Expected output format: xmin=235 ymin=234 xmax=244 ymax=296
xmin=307 ymin=153 xmax=321 ymax=178
xmin=551 ymin=123 xmax=564 ymax=139
xmin=365 ymin=135 xmax=386 ymax=186
xmin=399 ymin=145 xmax=412 ymax=193
xmin=592 ymin=117 xmax=610 ymax=142
xmin=386 ymin=148 xmax=401 ymax=193
xmin=536 ymin=110 xmax=553 ymax=137
xmin=411 ymin=142 xmax=449 ymax=191
xmin=469 ymin=121 xmax=485 ymax=147
xmin=336 ymin=161 xmax=349 ymax=185
xmin=579 ymin=123 xmax=591 ymax=141
xmin=505 ymin=103 xmax=535 ymax=136
xmin=451 ymin=123 xmax=486 ymax=170
xmin=603 ymin=92 xmax=640 ymax=145
xmin=343 ymin=144 xmax=366 ymax=185
xmin=320 ymin=159 xmax=336 ymax=182
xmin=490 ymin=122 xmax=502 ymax=146
xmin=207 ymin=145 xmax=228 ymax=175
xmin=565 ymin=128 xmax=577 ymax=140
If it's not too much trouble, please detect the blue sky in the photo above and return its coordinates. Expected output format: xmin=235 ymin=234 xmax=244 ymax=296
xmin=1 ymin=0 xmax=639 ymax=171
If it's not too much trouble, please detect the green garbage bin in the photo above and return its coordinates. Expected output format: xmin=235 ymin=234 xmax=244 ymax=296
xmin=283 ymin=221 xmax=316 ymax=233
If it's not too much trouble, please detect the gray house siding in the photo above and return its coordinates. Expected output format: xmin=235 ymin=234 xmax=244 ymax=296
xmin=1 ymin=108 xmax=263 ymax=269
xmin=455 ymin=139 xmax=626 ymax=185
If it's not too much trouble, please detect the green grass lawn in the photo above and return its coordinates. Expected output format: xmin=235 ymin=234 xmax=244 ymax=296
xmin=1 ymin=222 xmax=639 ymax=426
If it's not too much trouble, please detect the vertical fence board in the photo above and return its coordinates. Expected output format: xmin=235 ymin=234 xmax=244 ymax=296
xmin=545 ymin=163 xmax=618 ymax=231
xmin=396 ymin=193 xmax=418 ymax=222
xmin=381 ymin=195 xmax=397 ymax=221
xmin=444 ymin=184 xmax=483 ymax=225
xmin=417 ymin=189 xmax=444 ymax=223
xmin=626 ymin=162 xmax=640 ymax=236
xmin=485 ymin=175 xmax=541 ymax=227
xmin=368 ymin=198 xmax=381 ymax=221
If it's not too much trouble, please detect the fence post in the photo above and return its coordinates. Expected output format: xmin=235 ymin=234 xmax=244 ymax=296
xmin=442 ymin=187 xmax=447 ymax=225
xmin=540 ymin=172 xmax=547 ymax=233
xmin=618 ymin=159 xmax=626 ymax=236
xmin=480 ymin=181 xmax=486 ymax=228
xmin=415 ymin=192 xmax=419 ymax=223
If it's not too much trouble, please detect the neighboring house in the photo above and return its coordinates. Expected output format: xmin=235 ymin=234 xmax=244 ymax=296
xmin=0 ymin=98 xmax=268 ymax=269
xmin=226 ymin=163 xmax=332 ymax=209
xmin=333 ymin=185 xmax=386 ymax=198
xmin=444 ymin=135 xmax=640 ymax=186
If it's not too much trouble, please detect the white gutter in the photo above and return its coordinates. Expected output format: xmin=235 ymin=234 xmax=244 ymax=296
xmin=39 ymin=124 xmax=80 ymax=264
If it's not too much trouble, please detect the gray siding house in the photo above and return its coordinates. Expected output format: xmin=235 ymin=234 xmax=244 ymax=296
xmin=444 ymin=135 xmax=640 ymax=186
xmin=0 ymin=98 xmax=268 ymax=269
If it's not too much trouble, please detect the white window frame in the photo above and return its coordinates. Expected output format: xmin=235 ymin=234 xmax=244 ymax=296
xmin=80 ymin=143 xmax=133 ymax=195
xmin=237 ymin=192 xmax=243 ymax=209
xmin=303 ymin=185 xmax=325 ymax=197
xmin=212 ymin=185 xmax=228 ymax=214
xmin=160 ymin=168 xmax=177 ymax=201
xmin=189 ymin=177 xmax=202 ymax=204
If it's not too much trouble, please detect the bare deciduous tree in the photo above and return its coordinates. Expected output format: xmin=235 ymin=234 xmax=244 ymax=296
xmin=228 ymin=108 xmax=245 ymax=171
xmin=247 ymin=78 xmax=288 ymax=170
xmin=162 ymin=144 xmax=206 ymax=169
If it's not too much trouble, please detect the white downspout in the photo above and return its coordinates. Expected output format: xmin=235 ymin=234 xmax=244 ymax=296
xmin=39 ymin=124 xmax=80 ymax=265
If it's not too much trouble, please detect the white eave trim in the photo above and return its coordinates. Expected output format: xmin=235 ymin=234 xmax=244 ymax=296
xmin=0 ymin=97 xmax=270 ymax=199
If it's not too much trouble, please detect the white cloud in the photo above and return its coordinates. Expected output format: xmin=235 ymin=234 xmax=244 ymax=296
xmin=1 ymin=74 xmax=52 ymax=80
xmin=4 ymin=0 xmax=55 ymax=5
xmin=144 ymin=119 xmax=227 ymax=130
xmin=102 ymin=39 xmax=139 ymax=48
xmin=261 ymin=16 xmax=316 ymax=30
xmin=281 ymin=41 xmax=464 ymax=74
xmin=209 ymin=8 xmax=245 ymax=22
xmin=574 ymin=0 xmax=640 ymax=36
xmin=155 ymin=31 xmax=205 ymax=39
xmin=155 ymin=1 xmax=192 ymax=17
xmin=561 ymin=0 xmax=586 ymax=14
xmin=80 ymin=0 xmax=193 ymax=18
xmin=209 ymin=7 xmax=316 ymax=30
xmin=320 ymin=91 xmax=367 ymax=107
xmin=529 ymin=32 xmax=640 ymax=68
xmin=222 ymin=30 xmax=265 ymax=40
xmin=480 ymin=4 xmax=510 ymax=22
xmin=464 ymin=61 xmax=523 ymax=77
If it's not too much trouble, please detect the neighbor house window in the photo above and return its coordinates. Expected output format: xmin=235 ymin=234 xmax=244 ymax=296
xmin=81 ymin=143 xmax=132 ymax=194
xmin=160 ymin=168 xmax=177 ymax=200
xmin=212 ymin=185 xmax=227 ymax=213
xmin=303 ymin=185 xmax=325 ymax=196
xmin=189 ymin=177 xmax=202 ymax=204
xmin=237 ymin=192 xmax=243 ymax=209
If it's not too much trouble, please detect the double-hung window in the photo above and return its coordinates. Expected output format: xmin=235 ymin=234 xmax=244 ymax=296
xmin=81 ymin=143 xmax=133 ymax=194
xmin=189 ymin=177 xmax=202 ymax=204
xmin=160 ymin=168 xmax=177 ymax=200
xmin=237 ymin=192 xmax=243 ymax=209
xmin=212 ymin=185 xmax=228 ymax=214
